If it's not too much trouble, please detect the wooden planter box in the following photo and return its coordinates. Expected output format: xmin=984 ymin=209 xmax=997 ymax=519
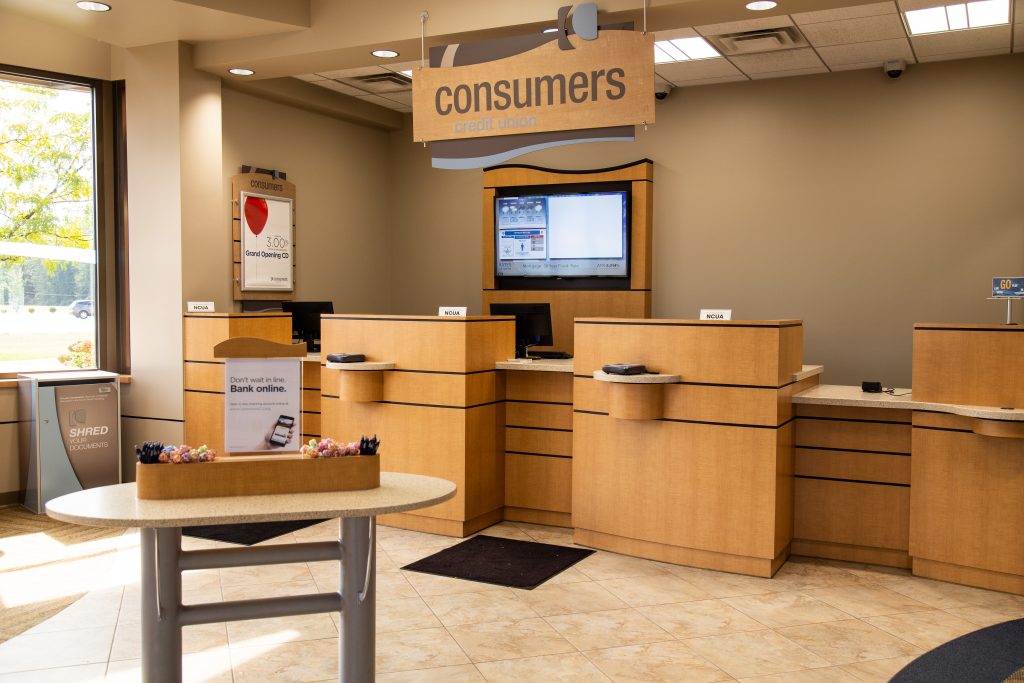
xmin=136 ymin=454 xmax=380 ymax=500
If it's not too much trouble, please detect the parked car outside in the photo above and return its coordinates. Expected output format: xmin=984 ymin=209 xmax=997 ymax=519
xmin=69 ymin=300 xmax=93 ymax=319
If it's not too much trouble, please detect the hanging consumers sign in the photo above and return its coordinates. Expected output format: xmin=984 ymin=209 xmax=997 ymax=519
xmin=412 ymin=4 xmax=654 ymax=166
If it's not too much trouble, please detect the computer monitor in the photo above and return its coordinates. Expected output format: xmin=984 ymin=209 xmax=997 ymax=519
xmin=240 ymin=300 xmax=282 ymax=312
xmin=489 ymin=302 xmax=553 ymax=359
xmin=281 ymin=301 xmax=333 ymax=352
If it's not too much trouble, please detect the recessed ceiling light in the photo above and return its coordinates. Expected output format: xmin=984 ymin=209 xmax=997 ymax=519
xmin=228 ymin=68 xmax=255 ymax=76
xmin=653 ymin=37 xmax=721 ymax=63
xmin=543 ymin=27 xmax=559 ymax=33
xmin=904 ymin=0 xmax=1009 ymax=35
xmin=371 ymin=49 xmax=400 ymax=58
xmin=671 ymin=37 xmax=720 ymax=60
xmin=745 ymin=1 xmax=777 ymax=10
xmin=76 ymin=1 xmax=111 ymax=11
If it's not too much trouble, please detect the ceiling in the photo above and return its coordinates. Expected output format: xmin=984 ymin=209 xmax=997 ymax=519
xmin=1 ymin=0 xmax=1020 ymax=115
xmin=294 ymin=0 xmax=1021 ymax=113
xmin=0 ymin=0 xmax=309 ymax=47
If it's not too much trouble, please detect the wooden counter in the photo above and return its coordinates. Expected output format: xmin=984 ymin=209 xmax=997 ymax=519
xmin=320 ymin=315 xmax=514 ymax=537
xmin=182 ymin=313 xmax=322 ymax=454
xmin=792 ymin=392 xmax=912 ymax=570
xmin=502 ymin=360 xmax=574 ymax=528
xmin=570 ymin=318 xmax=810 ymax=577
xmin=909 ymin=323 xmax=1024 ymax=595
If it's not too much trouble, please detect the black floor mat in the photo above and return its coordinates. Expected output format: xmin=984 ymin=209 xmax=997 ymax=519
xmin=892 ymin=618 xmax=1024 ymax=683
xmin=402 ymin=534 xmax=594 ymax=590
xmin=182 ymin=518 xmax=328 ymax=546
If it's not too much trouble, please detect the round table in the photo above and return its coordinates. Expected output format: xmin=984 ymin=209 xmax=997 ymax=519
xmin=46 ymin=472 xmax=456 ymax=683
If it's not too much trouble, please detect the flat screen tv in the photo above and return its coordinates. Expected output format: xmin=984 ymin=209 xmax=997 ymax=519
xmin=494 ymin=181 xmax=630 ymax=290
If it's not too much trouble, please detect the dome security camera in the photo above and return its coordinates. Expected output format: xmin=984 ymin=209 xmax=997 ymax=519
xmin=655 ymin=82 xmax=673 ymax=100
xmin=883 ymin=59 xmax=905 ymax=79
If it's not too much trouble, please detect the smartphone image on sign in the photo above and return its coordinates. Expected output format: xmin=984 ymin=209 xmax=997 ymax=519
xmin=269 ymin=415 xmax=295 ymax=447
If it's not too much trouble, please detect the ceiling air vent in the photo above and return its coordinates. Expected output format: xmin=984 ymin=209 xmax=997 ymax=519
xmin=340 ymin=72 xmax=412 ymax=93
xmin=706 ymin=26 xmax=809 ymax=55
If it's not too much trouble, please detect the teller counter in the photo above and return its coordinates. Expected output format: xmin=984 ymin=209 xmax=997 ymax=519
xmin=569 ymin=317 xmax=811 ymax=578
xmin=182 ymin=313 xmax=323 ymax=455
xmin=320 ymin=314 xmax=514 ymax=537
xmin=791 ymin=323 xmax=1024 ymax=595
xmin=496 ymin=359 xmax=575 ymax=528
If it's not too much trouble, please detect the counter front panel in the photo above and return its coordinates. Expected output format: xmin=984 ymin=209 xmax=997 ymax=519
xmin=792 ymin=403 xmax=912 ymax=569
xmin=320 ymin=315 xmax=514 ymax=537
xmin=571 ymin=318 xmax=803 ymax=577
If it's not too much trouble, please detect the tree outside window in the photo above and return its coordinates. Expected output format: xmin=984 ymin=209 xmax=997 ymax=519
xmin=0 ymin=76 xmax=97 ymax=372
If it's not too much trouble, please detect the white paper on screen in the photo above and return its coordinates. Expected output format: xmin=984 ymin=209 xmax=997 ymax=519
xmin=547 ymin=194 xmax=623 ymax=259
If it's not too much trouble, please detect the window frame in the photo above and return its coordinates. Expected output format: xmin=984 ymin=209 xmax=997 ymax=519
xmin=0 ymin=63 xmax=129 ymax=378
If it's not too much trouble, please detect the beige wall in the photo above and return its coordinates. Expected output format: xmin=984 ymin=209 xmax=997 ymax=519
xmin=221 ymin=88 xmax=393 ymax=312
xmin=388 ymin=54 xmax=1024 ymax=387
xmin=0 ymin=11 xmax=110 ymax=80
xmin=0 ymin=388 xmax=16 ymax=503
xmin=388 ymin=119 xmax=484 ymax=314
xmin=180 ymin=46 xmax=227 ymax=307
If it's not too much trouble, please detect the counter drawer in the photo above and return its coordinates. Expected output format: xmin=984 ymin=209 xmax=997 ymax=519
xmin=505 ymin=452 xmax=572 ymax=514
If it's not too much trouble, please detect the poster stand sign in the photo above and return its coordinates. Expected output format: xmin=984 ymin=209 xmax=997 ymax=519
xmin=214 ymin=337 xmax=307 ymax=455
xmin=240 ymin=192 xmax=294 ymax=292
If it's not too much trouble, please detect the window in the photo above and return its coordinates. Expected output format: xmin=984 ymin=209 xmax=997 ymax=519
xmin=0 ymin=67 xmax=126 ymax=375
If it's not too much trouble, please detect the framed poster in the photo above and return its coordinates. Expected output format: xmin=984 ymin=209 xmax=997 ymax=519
xmin=224 ymin=357 xmax=301 ymax=453
xmin=240 ymin=192 xmax=294 ymax=291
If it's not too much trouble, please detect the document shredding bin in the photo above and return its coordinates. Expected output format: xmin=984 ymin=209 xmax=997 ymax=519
xmin=18 ymin=371 xmax=121 ymax=513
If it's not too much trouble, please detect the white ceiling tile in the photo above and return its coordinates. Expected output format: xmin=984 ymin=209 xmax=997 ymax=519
xmin=380 ymin=91 xmax=412 ymax=106
xmin=293 ymin=73 xmax=325 ymax=82
xmin=911 ymin=24 xmax=1012 ymax=56
xmin=356 ymin=94 xmax=406 ymax=110
xmin=697 ymin=15 xmax=794 ymax=37
xmin=654 ymin=27 xmax=701 ymax=41
xmin=313 ymin=80 xmax=369 ymax=96
xmin=828 ymin=60 xmax=894 ymax=71
xmin=316 ymin=66 xmax=389 ymax=80
xmin=670 ymin=74 xmax=751 ymax=87
xmin=382 ymin=61 xmax=421 ymax=73
xmin=728 ymin=48 xmax=825 ymax=75
xmin=655 ymin=58 xmax=744 ymax=84
xmin=748 ymin=65 xmax=830 ymax=79
xmin=794 ymin=2 xmax=897 ymax=24
xmin=800 ymin=14 xmax=908 ymax=47
xmin=917 ymin=47 xmax=1013 ymax=61
xmin=655 ymin=74 xmax=674 ymax=88
xmin=897 ymin=0 xmax=950 ymax=10
xmin=816 ymin=37 xmax=916 ymax=67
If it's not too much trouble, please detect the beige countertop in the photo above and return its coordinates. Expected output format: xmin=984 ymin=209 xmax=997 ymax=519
xmin=794 ymin=365 xmax=824 ymax=382
xmin=45 ymin=472 xmax=456 ymax=528
xmin=793 ymin=384 xmax=1024 ymax=421
xmin=495 ymin=361 xmax=824 ymax=385
xmin=324 ymin=361 xmax=396 ymax=371
xmin=495 ymin=358 xmax=574 ymax=373
xmin=593 ymin=370 xmax=682 ymax=384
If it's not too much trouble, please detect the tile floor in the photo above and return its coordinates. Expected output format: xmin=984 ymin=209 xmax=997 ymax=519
xmin=2 ymin=519 xmax=1024 ymax=682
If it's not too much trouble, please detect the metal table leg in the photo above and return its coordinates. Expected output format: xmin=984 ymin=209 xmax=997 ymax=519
xmin=139 ymin=519 xmax=373 ymax=683
xmin=141 ymin=527 xmax=183 ymax=683
xmin=339 ymin=516 xmax=375 ymax=682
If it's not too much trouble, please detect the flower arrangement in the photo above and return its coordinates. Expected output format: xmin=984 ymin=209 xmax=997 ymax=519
xmin=136 ymin=441 xmax=217 ymax=464
xmin=301 ymin=434 xmax=380 ymax=459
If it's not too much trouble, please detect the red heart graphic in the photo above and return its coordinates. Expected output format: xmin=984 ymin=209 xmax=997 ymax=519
xmin=244 ymin=197 xmax=269 ymax=236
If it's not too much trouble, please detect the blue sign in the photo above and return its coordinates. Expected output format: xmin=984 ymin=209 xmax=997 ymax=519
xmin=993 ymin=277 xmax=1024 ymax=297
